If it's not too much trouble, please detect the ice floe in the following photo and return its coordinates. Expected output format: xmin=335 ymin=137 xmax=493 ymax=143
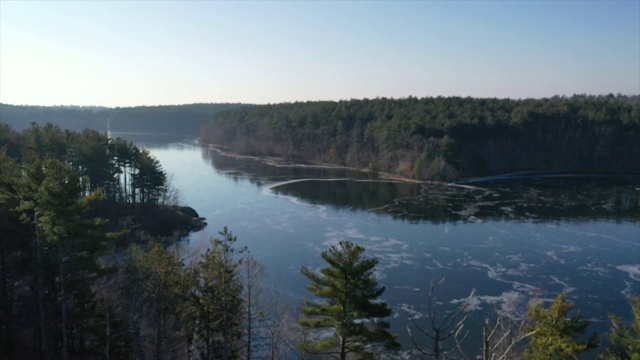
xmin=616 ymin=264 xmax=640 ymax=281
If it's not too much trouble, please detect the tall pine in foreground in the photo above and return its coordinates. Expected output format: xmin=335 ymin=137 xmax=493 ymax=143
xmin=525 ymin=292 xmax=598 ymax=360
xmin=189 ymin=227 xmax=245 ymax=360
xmin=18 ymin=157 xmax=107 ymax=360
xmin=299 ymin=240 xmax=399 ymax=360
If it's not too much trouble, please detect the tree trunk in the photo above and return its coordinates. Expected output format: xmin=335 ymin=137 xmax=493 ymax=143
xmin=222 ymin=252 xmax=229 ymax=360
xmin=205 ymin=327 xmax=211 ymax=360
xmin=0 ymin=252 xmax=14 ymax=354
xmin=153 ymin=312 xmax=164 ymax=360
xmin=483 ymin=322 xmax=490 ymax=360
xmin=433 ymin=329 xmax=441 ymax=360
xmin=34 ymin=218 xmax=51 ymax=360
xmin=246 ymin=276 xmax=252 ymax=360
xmin=132 ymin=315 xmax=143 ymax=360
xmin=58 ymin=249 xmax=69 ymax=360
xmin=105 ymin=308 xmax=111 ymax=360
xmin=123 ymin=165 xmax=128 ymax=202
xmin=223 ymin=284 xmax=229 ymax=360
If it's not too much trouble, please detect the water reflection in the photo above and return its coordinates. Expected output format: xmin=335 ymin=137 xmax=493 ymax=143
xmin=199 ymin=145 xmax=640 ymax=224
xmin=391 ymin=184 xmax=639 ymax=223
xmin=200 ymin=146 xmax=379 ymax=184
xmin=141 ymin=137 xmax=639 ymax=355
xmin=109 ymin=131 xmax=196 ymax=148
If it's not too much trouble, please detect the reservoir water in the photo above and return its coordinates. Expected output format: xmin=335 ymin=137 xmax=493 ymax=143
xmin=120 ymin=132 xmax=639 ymax=354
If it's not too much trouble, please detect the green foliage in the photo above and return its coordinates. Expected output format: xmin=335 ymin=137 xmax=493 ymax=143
xmin=0 ymin=148 xmax=32 ymax=358
xmin=189 ymin=227 xmax=246 ymax=360
xmin=299 ymin=240 xmax=399 ymax=359
xmin=0 ymin=103 xmax=246 ymax=134
xmin=201 ymin=95 xmax=640 ymax=180
xmin=8 ymin=122 xmax=171 ymax=205
xmin=29 ymin=158 xmax=105 ymax=245
xmin=14 ymin=156 xmax=110 ymax=360
xmin=602 ymin=296 xmax=640 ymax=360
xmin=0 ymin=124 xmax=198 ymax=358
xmin=123 ymin=243 xmax=190 ymax=359
xmin=132 ymin=148 xmax=167 ymax=204
xmin=525 ymin=292 xmax=598 ymax=360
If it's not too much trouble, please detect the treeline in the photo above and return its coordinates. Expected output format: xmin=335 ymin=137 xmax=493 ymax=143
xmin=0 ymin=103 xmax=247 ymax=134
xmin=1 ymin=123 xmax=170 ymax=205
xmin=201 ymin=95 xmax=640 ymax=181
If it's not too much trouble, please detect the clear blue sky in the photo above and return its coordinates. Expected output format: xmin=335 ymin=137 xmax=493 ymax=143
xmin=1 ymin=0 xmax=638 ymax=107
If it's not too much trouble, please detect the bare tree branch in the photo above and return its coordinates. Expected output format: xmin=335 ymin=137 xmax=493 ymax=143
xmin=407 ymin=278 xmax=476 ymax=359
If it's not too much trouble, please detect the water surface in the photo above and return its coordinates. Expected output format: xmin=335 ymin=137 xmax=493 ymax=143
xmin=118 ymin=132 xmax=640 ymax=354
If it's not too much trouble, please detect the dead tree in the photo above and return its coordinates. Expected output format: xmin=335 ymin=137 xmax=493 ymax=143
xmin=407 ymin=278 xmax=476 ymax=360
xmin=482 ymin=312 xmax=537 ymax=360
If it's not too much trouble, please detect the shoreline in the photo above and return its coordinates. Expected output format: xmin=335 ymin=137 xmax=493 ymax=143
xmin=200 ymin=141 xmax=432 ymax=185
xmin=198 ymin=141 xmax=640 ymax=188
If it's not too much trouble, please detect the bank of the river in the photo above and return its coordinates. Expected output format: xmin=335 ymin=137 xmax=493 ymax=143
xmin=202 ymin=141 xmax=640 ymax=190
xmin=100 ymin=201 xmax=207 ymax=244
xmin=455 ymin=171 xmax=640 ymax=187
xmin=203 ymin=141 xmax=429 ymax=184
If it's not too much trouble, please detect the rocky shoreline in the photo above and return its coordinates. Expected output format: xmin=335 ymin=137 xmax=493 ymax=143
xmin=99 ymin=201 xmax=207 ymax=244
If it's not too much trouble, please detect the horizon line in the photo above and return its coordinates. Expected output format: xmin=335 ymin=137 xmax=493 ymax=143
xmin=2 ymin=92 xmax=639 ymax=109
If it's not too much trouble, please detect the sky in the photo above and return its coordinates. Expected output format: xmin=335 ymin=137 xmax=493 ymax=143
xmin=0 ymin=1 xmax=638 ymax=107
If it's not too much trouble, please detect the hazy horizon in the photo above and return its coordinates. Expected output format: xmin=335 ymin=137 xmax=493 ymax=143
xmin=2 ymin=92 xmax=640 ymax=110
xmin=1 ymin=1 xmax=638 ymax=107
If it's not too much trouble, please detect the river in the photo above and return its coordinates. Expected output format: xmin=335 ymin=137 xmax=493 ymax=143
xmin=118 ymin=132 xmax=640 ymax=355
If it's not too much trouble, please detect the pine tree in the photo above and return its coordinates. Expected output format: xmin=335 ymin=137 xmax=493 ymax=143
xmin=122 ymin=243 xmax=189 ymax=360
xmin=241 ymin=254 xmax=266 ymax=360
xmin=0 ymin=148 xmax=32 ymax=358
xmin=525 ymin=292 xmax=598 ymax=360
xmin=190 ymin=227 xmax=245 ymax=360
xmin=602 ymin=296 xmax=640 ymax=360
xmin=132 ymin=149 xmax=166 ymax=204
xmin=110 ymin=137 xmax=138 ymax=203
xmin=299 ymin=240 xmax=399 ymax=360
xmin=18 ymin=157 xmax=106 ymax=360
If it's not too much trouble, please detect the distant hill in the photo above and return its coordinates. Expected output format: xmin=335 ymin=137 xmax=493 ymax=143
xmin=201 ymin=95 xmax=640 ymax=181
xmin=0 ymin=103 xmax=249 ymax=135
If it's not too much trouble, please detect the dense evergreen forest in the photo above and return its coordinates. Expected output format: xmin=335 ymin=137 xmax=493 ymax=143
xmin=1 ymin=124 xmax=639 ymax=359
xmin=0 ymin=103 xmax=247 ymax=134
xmin=0 ymin=123 xmax=204 ymax=359
xmin=201 ymin=95 xmax=640 ymax=181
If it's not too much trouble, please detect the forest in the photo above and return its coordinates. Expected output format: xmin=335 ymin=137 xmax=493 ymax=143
xmin=201 ymin=95 xmax=640 ymax=181
xmin=1 ymin=123 xmax=639 ymax=359
xmin=0 ymin=123 xmax=204 ymax=359
xmin=0 ymin=103 xmax=247 ymax=134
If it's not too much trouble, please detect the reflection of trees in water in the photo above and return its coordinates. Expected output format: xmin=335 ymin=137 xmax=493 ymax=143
xmin=110 ymin=132 xmax=194 ymax=148
xmin=200 ymin=146 xmax=640 ymax=224
xmin=275 ymin=180 xmax=422 ymax=210
xmin=276 ymin=182 xmax=640 ymax=224
xmin=414 ymin=184 xmax=640 ymax=224
xmin=200 ymin=146 xmax=377 ymax=185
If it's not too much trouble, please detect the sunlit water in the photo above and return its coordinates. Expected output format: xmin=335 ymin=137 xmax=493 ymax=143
xmin=119 ymin=132 xmax=640 ymax=355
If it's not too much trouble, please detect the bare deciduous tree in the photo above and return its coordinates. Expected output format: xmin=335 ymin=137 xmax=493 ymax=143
xmin=242 ymin=254 xmax=265 ymax=360
xmin=407 ymin=278 xmax=476 ymax=360
xmin=482 ymin=313 xmax=536 ymax=360
xmin=263 ymin=289 xmax=305 ymax=360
